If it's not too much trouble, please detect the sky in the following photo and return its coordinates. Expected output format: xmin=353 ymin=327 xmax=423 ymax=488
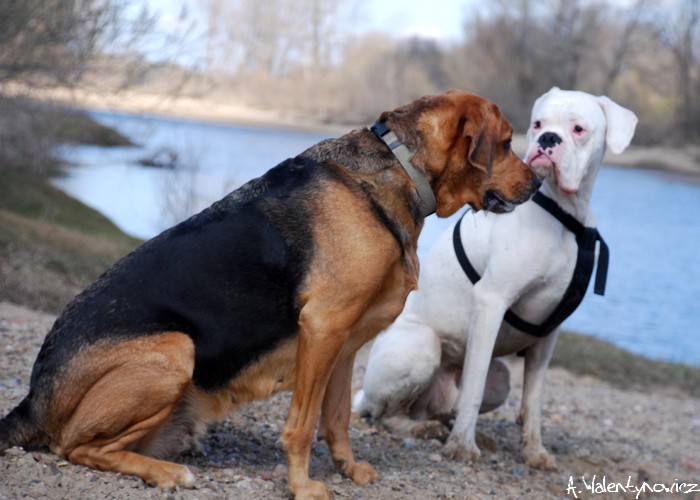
xmin=147 ymin=0 xmax=477 ymax=43
xmin=357 ymin=0 xmax=474 ymax=40
xmin=147 ymin=0 xmax=641 ymax=42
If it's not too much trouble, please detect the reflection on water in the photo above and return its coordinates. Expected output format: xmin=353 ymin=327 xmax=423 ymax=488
xmin=54 ymin=111 xmax=700 ymax=366
xmin=55 ymin=110 xmax=330 ymax=237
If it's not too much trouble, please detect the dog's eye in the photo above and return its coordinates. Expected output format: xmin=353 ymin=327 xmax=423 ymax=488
xmin=504 ymin=139 xmax=511 ymax=152
xmin=573 ymin=125 xmax=585 ymax=134
xmin=533 ymin=120 xmax=541 ymax=130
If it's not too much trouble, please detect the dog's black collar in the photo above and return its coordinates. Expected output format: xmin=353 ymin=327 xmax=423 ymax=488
xmin=371 ymin=122 xmax=436 ymax=218
xmin=453 ymin=191 xmax=609 ymax=338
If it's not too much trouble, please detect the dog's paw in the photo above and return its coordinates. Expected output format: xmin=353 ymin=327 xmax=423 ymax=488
xmin=346 ymin=460 xmax=377 ymax=485
xmin=293 ymin=479 xmax=332 ymax=500
xmin=148 ymin=463 xmax=197 ymax=490
xmin=380 ymin=416 xmax=450 ymax=441
xmin=333 ymin=455 xmax=377 ymax=486
xmin=180 ymin=465 xmax=197 ymax=488
xmin=524 ymin=446 xmax=557 ymax=471
xmin=411 ymin=420 xmax=450 ymax=441
xmin=443 ymin=437 xmax=480 ymax=463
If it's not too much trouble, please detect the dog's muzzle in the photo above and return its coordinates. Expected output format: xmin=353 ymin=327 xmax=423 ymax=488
xmin=483 ymin=190 xmax=516 ymax=213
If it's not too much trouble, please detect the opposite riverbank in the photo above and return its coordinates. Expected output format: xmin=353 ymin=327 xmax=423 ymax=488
xmin=37 ymin=86 xmax=700 ymax=179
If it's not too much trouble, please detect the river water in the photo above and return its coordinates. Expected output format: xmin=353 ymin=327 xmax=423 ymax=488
xmin=54 ymin=111 xmax=700 ymax=366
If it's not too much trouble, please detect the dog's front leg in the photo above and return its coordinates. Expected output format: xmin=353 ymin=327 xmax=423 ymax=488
xmin=282 ymin=318 xmax=345 ymax=500
xmin=320 ymin=353 xmax=377 ymax=485
xmin=517 ymin=328 xmax=559 ymax=471
xmin=443 ymin=287 xmax=506 ymax=463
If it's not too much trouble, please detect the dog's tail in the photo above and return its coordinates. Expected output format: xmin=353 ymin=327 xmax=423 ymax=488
xmin=0 ymin=396 xmax=44 ymax=452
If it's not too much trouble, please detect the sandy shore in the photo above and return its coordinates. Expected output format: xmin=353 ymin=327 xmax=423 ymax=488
xmin=37 ymin=87 xmax=353 ymax=136
xmin=36 ymin=87 xmax=700 ymax=179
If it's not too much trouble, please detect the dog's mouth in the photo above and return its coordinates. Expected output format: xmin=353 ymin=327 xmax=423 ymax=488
xmin=528 ymin=152 xmax=553 ymax=167
xmin=527 ymin=152 xmax=555 ymax=176
xmin=529 ymin=157 xmax=578 ymax=196
xmin=483 ymin=190 xmax=517 ymax=213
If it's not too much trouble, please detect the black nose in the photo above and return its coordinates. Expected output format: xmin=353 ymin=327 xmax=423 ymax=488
xmin=532 ymin=175 xmax=542 ymax=190
xmin=538 ymin=132 xmax=562 ymax=149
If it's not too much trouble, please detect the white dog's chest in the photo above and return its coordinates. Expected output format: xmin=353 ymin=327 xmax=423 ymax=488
xmin=439 ymin=197 xmax=603 ymax=355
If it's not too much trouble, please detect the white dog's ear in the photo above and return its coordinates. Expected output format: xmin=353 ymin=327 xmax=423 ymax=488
xmin=596 ymin=96 xmax=638 ymax=154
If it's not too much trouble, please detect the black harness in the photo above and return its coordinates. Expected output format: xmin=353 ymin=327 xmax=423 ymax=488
xmin=453 ymin=191 xmax=609 ymax=338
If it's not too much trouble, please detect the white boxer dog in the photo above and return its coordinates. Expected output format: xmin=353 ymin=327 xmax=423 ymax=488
xmin=353 ymin=88 xmax=637 ymax=470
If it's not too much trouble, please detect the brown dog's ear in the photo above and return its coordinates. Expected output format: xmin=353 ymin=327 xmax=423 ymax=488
xmin=377 ymin=110 xmax=391 ymax=123
xmin=463 ymin=110 xmax=497 ymax=176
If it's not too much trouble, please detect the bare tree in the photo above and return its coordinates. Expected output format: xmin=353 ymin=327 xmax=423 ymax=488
xmin=549 ymin=0 xmax=604 ymax=89
xmin=0 ymin=0 xmax=158 ymax=88
xmin=598 ymin=0 xmax=650 ymax=95
xmin=458 ymin=0 xmax=554 ymax=128
xmin=649 ymin=0 xmax=700 ymax=142
xmin=454 ymin=0 xmax=657 ymax=130
xmin=0 ymin=1 xmax=198 ymax=175
xmin=199 ymin=0 xmax=360 ymax=112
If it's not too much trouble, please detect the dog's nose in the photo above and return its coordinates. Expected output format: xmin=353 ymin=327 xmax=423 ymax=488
xmin=532 ymin=175 xmax=542 ymax=190
xmin=538 ymin=132 xmax=562 ymax=149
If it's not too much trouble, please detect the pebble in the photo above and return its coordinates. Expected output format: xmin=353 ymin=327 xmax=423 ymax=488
xmin=272 ymin=463 xmax=288 ymax=478
xmin=401 ymin=438 xmax=416 ymax=450
xmin=549 ymin=438 xmax=571 ymax=455
xmin=682 ymin=460 xmax=698 ymax=472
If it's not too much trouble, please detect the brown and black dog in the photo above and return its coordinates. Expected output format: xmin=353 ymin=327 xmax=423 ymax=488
xmin=0 ymin=91 xmax=538 ymax=499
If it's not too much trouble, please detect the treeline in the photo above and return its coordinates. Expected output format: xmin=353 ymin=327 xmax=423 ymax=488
xmin=194 ymin=0 xmax=699 ymax=144
xmin=0 ymin=0 xmax=698 ymax=179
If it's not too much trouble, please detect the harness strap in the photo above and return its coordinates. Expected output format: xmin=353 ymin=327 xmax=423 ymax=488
xmin=453 ymin=191 xmax=609 ymax=338
xmin=531 ymin=192 xmax=609 ymax=296
xmin=371 ymin=122 xmax=437 ymax=218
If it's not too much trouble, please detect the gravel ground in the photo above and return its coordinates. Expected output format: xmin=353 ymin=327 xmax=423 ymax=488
xmin=1 ymin=301 xmax=699 ymax=499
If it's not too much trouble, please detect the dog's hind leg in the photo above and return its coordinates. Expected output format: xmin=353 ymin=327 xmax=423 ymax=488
xmin=49 ymin=332 xmax=197 ymax=488
xmin=517 ymin=328 xmax=559 ymax=471
xmin=320 ymin=353 xmax=377 ymax=486
xmin=357 ymin=318 xmax=442 ymax=420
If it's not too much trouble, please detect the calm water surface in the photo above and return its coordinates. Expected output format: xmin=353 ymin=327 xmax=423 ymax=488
xmin=54 ymin=111 xmax=700 ymax=366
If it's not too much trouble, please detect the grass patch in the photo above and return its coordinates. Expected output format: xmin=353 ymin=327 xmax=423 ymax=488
xmin=48 ymin=107 xmax=134 ymax=147
xmin=0 ymin=170 xmax=141 ymax=312
xmin=0 ymin=170 xmax=136 ymax=239
xmin=553 ymin=331 xmax=700 ymax=398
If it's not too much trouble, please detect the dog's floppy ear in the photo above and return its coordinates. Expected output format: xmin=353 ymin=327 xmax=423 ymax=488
xmin=596 ymin=95 xmax=638 ymax=154
xmin=463 ymin=110 xmax=496 ymax=176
